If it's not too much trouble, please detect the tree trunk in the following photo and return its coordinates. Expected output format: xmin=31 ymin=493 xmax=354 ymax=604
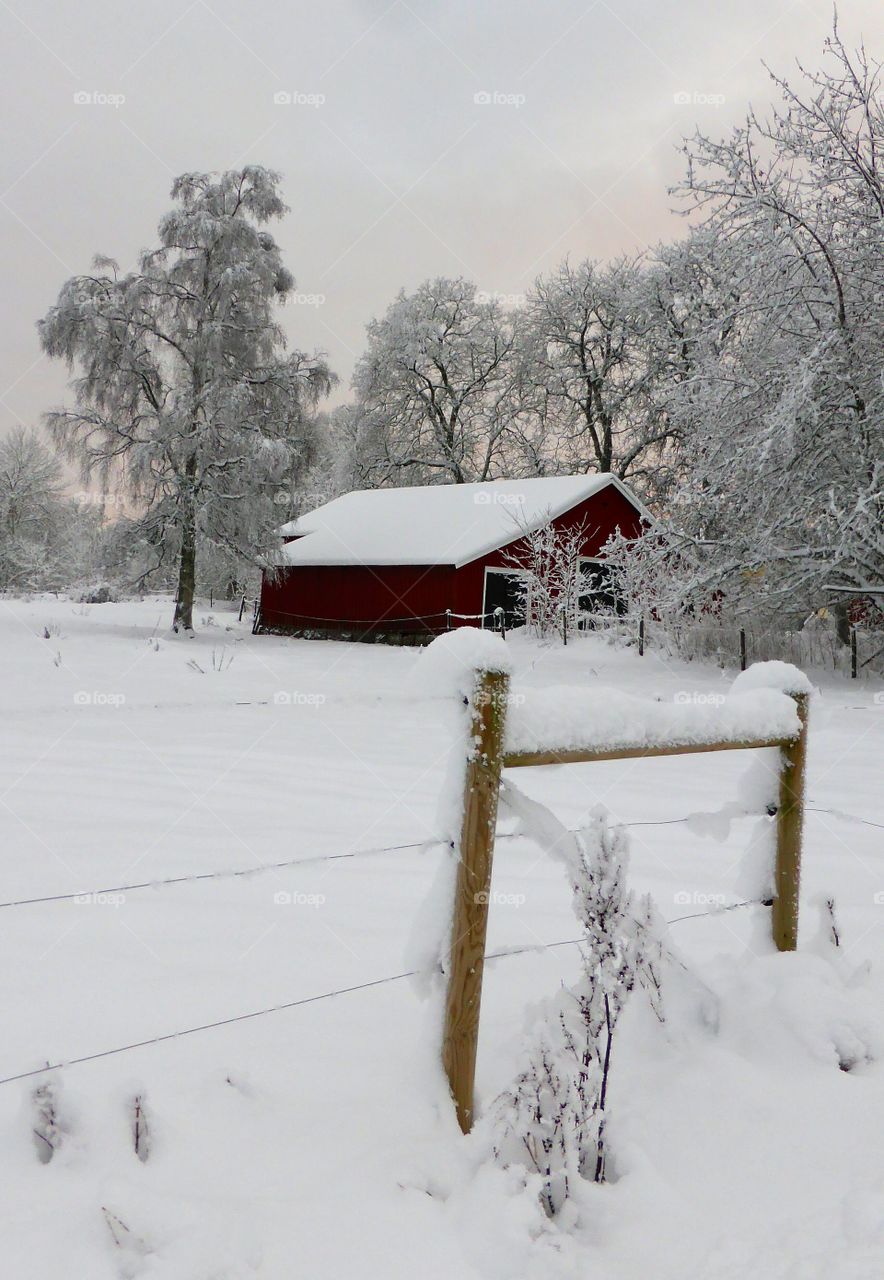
xmin=173 ymin=513 xmax=196 ymax=632
xmin=173 ymin=449 xmax=199 ymax=632
xmin=832 ymin=600 xmax=851 ymax=647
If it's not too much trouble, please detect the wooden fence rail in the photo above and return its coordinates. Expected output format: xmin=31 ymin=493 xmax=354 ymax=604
xmin=443 ymin=668 xmax=809 ymax=1133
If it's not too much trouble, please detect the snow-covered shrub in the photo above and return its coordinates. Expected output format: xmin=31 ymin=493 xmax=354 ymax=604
xmin=488 ymin=809 xmax=663 ymax=1216
xmin=503 ymin=516 xmax=588 ymax=645
xmin=80 ymin=582 xmax=116 ymax=604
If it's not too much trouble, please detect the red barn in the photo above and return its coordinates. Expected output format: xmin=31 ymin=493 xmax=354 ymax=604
xmin=257 ymin=474 xmax=648 ymax=641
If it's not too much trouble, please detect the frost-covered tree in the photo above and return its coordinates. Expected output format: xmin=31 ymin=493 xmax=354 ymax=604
xmin=489 ymin=805 xmax=663 ymax=1215
xmin=0 ymin=427 xmax=63 ymax=546
xmin=0 ymin=427 xmax=98 ymax=591
xmin=510 ymin=259 xmax=681 ymax=496
xmin=349 ymin=277 xmax=516 ymax=486
xmin=502 ymin=514 xmax=589 ymax=644
xmin=38 ymin=167 xmax=334 ymax=630
xmin=661 ymin=23 xmax=884 ymax=622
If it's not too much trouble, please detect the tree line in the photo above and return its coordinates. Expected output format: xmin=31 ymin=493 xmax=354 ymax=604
xmin=6 ymin=19 xmax=880 ymax=633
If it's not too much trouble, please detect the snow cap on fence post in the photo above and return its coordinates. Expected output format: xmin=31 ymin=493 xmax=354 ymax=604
xmin=731 ymin=661 xmax=811 ymax=953
xmin=729 ymin=660 xmax=813 ymax=699
xmin=413 ymin=626 xmax=513 ymax=701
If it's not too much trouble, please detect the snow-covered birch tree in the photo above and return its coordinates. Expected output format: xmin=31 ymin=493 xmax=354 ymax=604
xmin=38 ymin=166 xmax=334 ymax=630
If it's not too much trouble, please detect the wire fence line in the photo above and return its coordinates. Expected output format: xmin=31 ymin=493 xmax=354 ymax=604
xmin=582 ymin=613 xmax=884 ymax=678
xmin=254 ymin=605 xmax=507 ymax=634
xmin=248 ymin=591 xmax=882 ymax=676
xmin=0 ymin=904 xmax=770 ymax=1090
xmin=0 ymin=938 xmax=588 ymax=1088
xmin=2 ymin=805 xmax=880 ymax=915
xmin=0 ymin=839 xmax=437 ymax=912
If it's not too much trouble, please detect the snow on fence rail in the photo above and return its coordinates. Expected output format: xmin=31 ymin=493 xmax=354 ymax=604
xmin=439 ymin=640 xmax=811 ymax=1133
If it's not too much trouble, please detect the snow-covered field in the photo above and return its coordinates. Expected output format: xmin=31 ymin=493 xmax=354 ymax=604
xmin=1 ymin=595 xmax=883 ymax=1279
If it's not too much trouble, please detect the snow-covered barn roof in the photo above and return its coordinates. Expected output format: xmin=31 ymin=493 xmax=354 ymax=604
xmin=275 ymin=474 xmax=646 ymax=568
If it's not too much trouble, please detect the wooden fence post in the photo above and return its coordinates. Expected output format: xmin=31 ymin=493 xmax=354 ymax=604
xmin=443 ymin=667 xmax=510 ymax=1134
xmin=638 ymin=616 xmax=645 ymax=657
xmin=772 ymin=691 xmax=809 ymax=951
xmin=740 ymin=628 xmax=747 ymax=672
xmin=851 ymin=627 xmax=857 ymax=679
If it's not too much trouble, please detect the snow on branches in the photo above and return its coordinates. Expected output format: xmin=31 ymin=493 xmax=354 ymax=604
xmin=38 ymin=166 xmax=335 ymax=630
xmin=487 ymin=794 xmax=664 ymax=1216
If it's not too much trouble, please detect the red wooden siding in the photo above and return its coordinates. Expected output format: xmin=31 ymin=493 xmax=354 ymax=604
xmin=259 ymin=481 xmax=644 ymax=636
xmin=260 ymin=563 xmax=456 ymax=633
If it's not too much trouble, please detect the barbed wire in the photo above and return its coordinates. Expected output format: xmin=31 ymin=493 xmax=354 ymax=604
xmin=0 ymin=970 xmax=420 ymax=1087
xmin=0 ymin=896 xmax=780 ymax=1090
xmin=0 ymin=813 xmax=771 ymax=913
xmin=0 ymin=934 xmax=593 ymax=1087
xmin=2 ymin=804 xmax=880 ymax=914
xmin=806 ymin=805 xmax=884 ymax=831
xmin=0 ymin=839 xmax=436 ymax=912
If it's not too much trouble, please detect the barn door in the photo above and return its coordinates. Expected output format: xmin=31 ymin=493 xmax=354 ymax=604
xmin=482 ymin=568 xmax=527 ymax=630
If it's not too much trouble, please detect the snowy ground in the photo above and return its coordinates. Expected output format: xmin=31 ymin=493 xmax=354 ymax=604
xmin=1 ymin=595 xmax=883 ymax=1279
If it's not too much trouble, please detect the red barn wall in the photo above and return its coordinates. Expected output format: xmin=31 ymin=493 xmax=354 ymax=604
xmin=260 ymin=562 xmax=455 ymax=633
xmin=259 ymin=482 xmax=643 ymax=635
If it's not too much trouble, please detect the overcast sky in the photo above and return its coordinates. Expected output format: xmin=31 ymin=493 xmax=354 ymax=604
xmin=1 ymin=0 xmax=880 ymax=437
